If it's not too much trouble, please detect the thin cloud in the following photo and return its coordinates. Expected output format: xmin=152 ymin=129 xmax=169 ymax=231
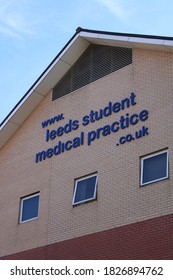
xmin=0 ymin=0 xmax=34 ymax=38
xmin=96 ymin=0 xmax=133 ymax=20
xmin=0 ymin=25 xmax=20 ymax=38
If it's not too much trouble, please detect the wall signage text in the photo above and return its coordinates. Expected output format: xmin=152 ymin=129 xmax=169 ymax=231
xmin=35 ymin=92 xmax=149 ymax=163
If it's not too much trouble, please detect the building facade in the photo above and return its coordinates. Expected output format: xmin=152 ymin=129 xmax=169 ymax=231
xmin=0 ymin=28 xmax=173 ymax=259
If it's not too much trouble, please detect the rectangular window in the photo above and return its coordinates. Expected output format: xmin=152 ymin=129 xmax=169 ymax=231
xmin=141 ymin=150 xmax=168 ymax=186
xmin=19 ymin=193 xmax=40 ymax=223
xmin=72 ymin=174 xmax=98 ymax=206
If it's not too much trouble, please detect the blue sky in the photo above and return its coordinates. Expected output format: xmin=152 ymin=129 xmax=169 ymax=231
xmin=0 ymin=0 xmax=173 ymax=123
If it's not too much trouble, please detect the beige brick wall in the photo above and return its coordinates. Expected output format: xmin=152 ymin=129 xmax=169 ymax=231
xmin=0 ymin=48 xmax=173 ymax=257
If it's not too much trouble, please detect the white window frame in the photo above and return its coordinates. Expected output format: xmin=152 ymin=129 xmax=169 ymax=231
xmin=19 ymin=193 xmax=40 ymax=224
xmin=72 ymin=173 xmax=98 ymax=206
xmin=140 ymin=149 xmax=168 ymax=186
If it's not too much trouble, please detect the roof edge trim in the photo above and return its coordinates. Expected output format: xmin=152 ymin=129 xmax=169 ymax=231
xmin=0 ymin=29 xmax=80 ymax=128
xmin=76 ymin=27 xmax=173 ymax=41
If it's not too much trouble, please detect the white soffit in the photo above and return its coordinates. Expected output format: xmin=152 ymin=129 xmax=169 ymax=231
xmin=0 ymin=92 xmax=44 ymax=149
xmin=8 ymin=92 xmax=44 ymax=126
xmin=80 ymin=31 xmax=173 ymax=52
xmin=0 ymin=122 xmax=19 ymax=150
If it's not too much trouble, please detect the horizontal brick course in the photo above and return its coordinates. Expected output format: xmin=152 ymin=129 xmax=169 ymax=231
xmin=1 ymin=213 xmax=173 ymax=260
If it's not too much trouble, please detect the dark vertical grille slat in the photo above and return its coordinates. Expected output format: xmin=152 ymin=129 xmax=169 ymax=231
xmin=52 ymin=44 xmax=132 ymax=101
xmin=91 ymin=45 xmax=112 ymax=82
xmin=54 ymin=71 xmax=71 ymax=99
xmin=112 ymin=47 xmax=132 ymax=72
xmin=71 ymin=47 xmax=91 ymax=92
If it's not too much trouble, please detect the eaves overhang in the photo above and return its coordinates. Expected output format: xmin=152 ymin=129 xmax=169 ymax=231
xmin=1 ymin=27 xmax=173 ymax=150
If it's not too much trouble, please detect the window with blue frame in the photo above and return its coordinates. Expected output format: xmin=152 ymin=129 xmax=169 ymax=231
xmin=140 ymin=150 xmax=168 ymax=186
xmin=20 ymin=193 xmax=40 ymax=223
xmin=72 ymin=174 xmax=98 ymax=206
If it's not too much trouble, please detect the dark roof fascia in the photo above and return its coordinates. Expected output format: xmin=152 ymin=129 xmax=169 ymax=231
xmin=77 ymin=27 xmax=173 ymax=41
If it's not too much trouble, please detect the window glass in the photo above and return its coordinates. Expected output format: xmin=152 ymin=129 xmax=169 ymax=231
xmin=73 ymin=174 xmax=98 ymax=205
xmin=141 ymin=150 xmax=168 ymax=186
xmin=20 ymin=193 xmax=39 ymax=223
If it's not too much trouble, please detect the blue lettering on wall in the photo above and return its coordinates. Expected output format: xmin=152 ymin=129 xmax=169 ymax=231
xmin=46 ymin=119 xmax=79 ymax=142
xmin=117 ymin=126 xmax=149 ymax=146
xmin=82 ymin=92 xmax=136 ymax=126
xmin=41 ymin=113 xmax=64 ymax=128
xmin=35 ymin=92 xmax=149 ymax=163
xmin=86 ymin=109 xmax=148 ymax=146
xmin=35 ymin=132 xmax=84 ymax=163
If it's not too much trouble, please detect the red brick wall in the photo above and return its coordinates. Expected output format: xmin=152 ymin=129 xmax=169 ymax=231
xmin=1 ymin=214 xmax=173 ymax=260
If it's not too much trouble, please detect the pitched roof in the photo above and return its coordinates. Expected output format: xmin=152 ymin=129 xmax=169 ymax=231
xmin=1 ymin=27 xmax=173 ymax=149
